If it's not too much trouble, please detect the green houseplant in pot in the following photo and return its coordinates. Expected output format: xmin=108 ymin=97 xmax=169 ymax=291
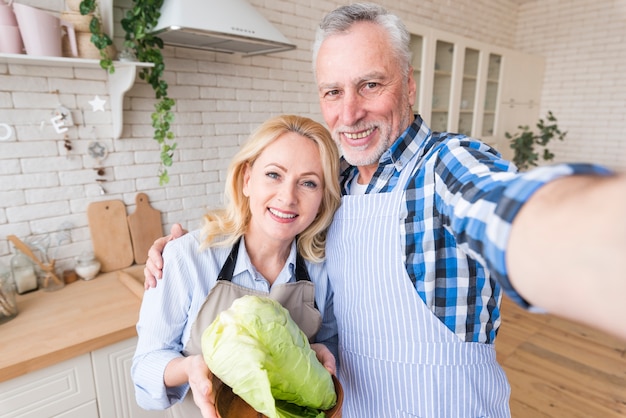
xmin=505 ymin=111 xmax=567 ymax=171
xmin=79 ymin=0 xmax=176 ymax=185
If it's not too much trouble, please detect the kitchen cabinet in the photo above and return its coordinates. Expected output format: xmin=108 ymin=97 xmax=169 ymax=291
xmin=92 ymin=337 xmax=172 ymax=418
xmin=408 ymin=23 xmax=545 ymax=154
xmin=0 ymin=337 xmax=171 ymax=418
xmin=0 ymin=53 xmax=151 ymax=140
xmin=0 ymin=353 xmax=98 ymax=418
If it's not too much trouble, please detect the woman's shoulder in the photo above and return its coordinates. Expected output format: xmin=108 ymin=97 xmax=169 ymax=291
xmin=162 ymin=229 xmax=203 ymax=254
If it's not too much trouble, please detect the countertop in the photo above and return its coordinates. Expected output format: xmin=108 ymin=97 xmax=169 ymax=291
xmin=0 ymin=264 xmax=146 ymax=383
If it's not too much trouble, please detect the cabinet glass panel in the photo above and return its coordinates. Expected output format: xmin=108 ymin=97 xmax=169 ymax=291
xmin=459 ymin=48 xmax=479 ymax=136
xmin=409 ymin=34 xmax=423 ymax=114
xmin=482 ymin=53 xmax=501 ymax=136
xmin=432 ymin=40 xmax=454 ymax=132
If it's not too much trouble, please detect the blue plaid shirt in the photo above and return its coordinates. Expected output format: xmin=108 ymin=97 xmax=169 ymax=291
xmin=338 ymin=115 xmax=611 ymax=343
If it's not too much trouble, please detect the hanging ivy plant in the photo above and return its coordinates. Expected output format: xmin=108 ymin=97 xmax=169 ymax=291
xmin=79 ymin=0 xmax=177 ymax=185
xmin=79 ymin=0 xmax=114 ymax=73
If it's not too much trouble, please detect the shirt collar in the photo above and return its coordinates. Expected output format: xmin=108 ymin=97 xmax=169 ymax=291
xmin=235 ymin=236 xmax=298 ymax=284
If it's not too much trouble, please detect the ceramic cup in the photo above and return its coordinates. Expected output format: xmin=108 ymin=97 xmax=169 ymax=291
xmin=13 ymin=2 xmax=77 ymax=57
xmin=0 ymin=24 xmax=24 ymax=54
xmin=0 ymin=3 xmax=18 ymax=26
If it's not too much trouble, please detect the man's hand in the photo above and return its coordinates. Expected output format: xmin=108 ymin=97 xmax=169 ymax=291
xmin=143 ymin=223 xmax=187 ymax=289
xmin=311 ymin=343 xmax=337 ymax=376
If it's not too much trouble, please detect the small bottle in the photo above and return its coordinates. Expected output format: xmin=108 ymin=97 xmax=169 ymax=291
xmin=75 ymin=252 xmax=101 ymax=281
xmin=11 ymin=250 xmax=38 ymax=294
xmin=0 ymin=260 xmax=18 ymax=324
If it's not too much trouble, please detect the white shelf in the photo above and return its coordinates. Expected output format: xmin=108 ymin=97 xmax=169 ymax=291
xmin=0 ymin=53 xmax=153 ymax=139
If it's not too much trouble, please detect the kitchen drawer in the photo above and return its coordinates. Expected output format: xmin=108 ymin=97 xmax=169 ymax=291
xmin=55 ymin=400 xmax=99 ymax=418
xmin=0 ymin=353 xmax=96 ymax=418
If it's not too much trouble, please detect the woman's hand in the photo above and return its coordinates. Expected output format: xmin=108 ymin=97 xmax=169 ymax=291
xmin=311 ymin=343 xmax=337 ymax=376
xmin=164 ymin=354 xmax=220 ymax=418
xmin=186 ymin=355 xmax=220 ymax=418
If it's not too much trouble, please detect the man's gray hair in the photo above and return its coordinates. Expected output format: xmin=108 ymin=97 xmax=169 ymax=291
xmin=312 ymin=3 xmax=412 ymax=78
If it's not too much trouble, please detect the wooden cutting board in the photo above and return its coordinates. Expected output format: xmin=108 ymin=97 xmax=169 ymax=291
xmin=87 ymin=199 xmax=134 ymax=272
xmin=127 ymin=193 xmax=163 ymax=265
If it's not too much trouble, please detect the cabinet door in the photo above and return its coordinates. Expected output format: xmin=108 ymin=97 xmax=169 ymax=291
xmin=431 ymin=40 xmax=455 ymax=132
xmin=91 ymin=337 xmax=171 ymax=418
xmin=458 ymin=48 xmax=480 ymax=136
xmin=55 ymin=400 xmax=99 ymax=417
xmin=493 ymin=50 xmax=545 ymax=160
xmin=481 ymin=52 xmax=503 ymax=139
xmin=0 ymin=354 xmax=97 ymax=418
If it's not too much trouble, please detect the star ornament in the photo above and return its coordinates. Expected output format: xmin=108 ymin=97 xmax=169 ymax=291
xmin=89 ymin=95 xmax=106 ymax=112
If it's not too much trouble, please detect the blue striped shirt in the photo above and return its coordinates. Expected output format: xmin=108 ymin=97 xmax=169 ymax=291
xmin=338 ymin=115 xmax=611 ymax=343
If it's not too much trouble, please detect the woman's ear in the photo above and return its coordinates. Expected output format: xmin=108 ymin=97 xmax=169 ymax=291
xmin=242 ymin=163 xmax=251 ymax=197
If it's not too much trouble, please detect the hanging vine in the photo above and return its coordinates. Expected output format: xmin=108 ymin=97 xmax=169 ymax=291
xmin=79 ymin=0 xmax=177 ymax=185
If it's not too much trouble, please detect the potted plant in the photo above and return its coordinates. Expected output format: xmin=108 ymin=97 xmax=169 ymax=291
xmin=505 ymin=111 xmax=567 ymax=171
xmin=79 ymin=0 xmax=176 ymax=185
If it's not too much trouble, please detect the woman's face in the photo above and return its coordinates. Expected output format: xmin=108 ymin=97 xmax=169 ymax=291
xmin=243 ymin=132 xmax=325 ymax=247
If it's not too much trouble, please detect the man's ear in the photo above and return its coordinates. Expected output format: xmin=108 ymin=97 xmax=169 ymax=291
xmin=407 ymin=66 xmax=417 ymax=107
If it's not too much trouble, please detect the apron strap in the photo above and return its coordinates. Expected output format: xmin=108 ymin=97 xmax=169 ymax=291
xmin=216 ymin=238 xmax=240 ymax=281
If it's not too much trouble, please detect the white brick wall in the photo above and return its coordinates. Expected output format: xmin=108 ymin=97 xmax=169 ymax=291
xmin=0 ymin=0 xmax=622 ymax=271
xmin=516 ymin=0 xmax=626 ymax=168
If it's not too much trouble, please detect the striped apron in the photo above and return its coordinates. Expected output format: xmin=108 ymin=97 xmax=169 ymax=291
xmin=326 ymin=153 xmax=511 ymax=417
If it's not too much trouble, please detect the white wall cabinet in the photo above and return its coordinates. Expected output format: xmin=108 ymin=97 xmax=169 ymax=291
xmin=0 ymin=338 xmax=171 ymax=418
xmin=407 ymin=23 xmax=545 ymax=156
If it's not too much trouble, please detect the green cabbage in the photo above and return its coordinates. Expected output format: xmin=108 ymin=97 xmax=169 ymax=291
xmin=201 ymin=295 xmax=336 ymax=418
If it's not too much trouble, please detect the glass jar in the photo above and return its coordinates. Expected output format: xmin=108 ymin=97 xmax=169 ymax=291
xmin=38 ymin=267 xmax=65 ymax=292
xmin=75 ymin=252 xmax=101 ymax=281
xmin=0 ymin=261 xmax=18 ymax=324
xmin=11 ymin=251 xmax=38 ymax=294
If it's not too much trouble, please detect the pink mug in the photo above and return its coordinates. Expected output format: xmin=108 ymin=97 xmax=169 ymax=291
xmin=0 ymin=2 xmax=18 ymax=26
xmin=13 ymin=2 xmax=77 ymax=57
xmin=0 ymin=24 xmax=24 ymax=53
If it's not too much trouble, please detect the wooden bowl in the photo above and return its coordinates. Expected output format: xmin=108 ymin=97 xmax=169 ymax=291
xmin=215 ymin=375 xmax=343 ymax=418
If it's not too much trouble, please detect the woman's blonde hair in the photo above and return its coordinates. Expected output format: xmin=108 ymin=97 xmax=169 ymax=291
xmin=201 ymin=114 xmax=341 ymax=262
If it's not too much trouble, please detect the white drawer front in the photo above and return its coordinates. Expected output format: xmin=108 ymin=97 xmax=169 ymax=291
xmin=0 ymin=354 xmax=96 ymax=418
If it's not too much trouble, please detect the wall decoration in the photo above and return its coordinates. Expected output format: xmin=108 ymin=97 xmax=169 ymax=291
xmin=0 ymin=123 xmax=13 ymax=141
xmin=88 ymin=95 xmax=106 ymax=112
xmin=88 ymin=140 xmax=108 ymax=194
xmin=50 ymin=105 xmax=74 ymax=134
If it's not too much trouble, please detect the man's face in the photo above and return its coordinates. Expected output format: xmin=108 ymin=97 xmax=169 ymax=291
xmin=315 ymin=21 xmax=416 ymax=178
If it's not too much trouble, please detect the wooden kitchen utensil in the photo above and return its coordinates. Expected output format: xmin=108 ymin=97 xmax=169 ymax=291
xmin=127 ymin=193 xmax=163 ymax=265
xmin=87 ymin=200 xmax=134 ymax=272
xmin=6 ymin=235 xmax=64 ymax=289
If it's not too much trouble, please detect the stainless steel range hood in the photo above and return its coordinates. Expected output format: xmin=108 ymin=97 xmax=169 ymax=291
xmin=151 ymin=0 xmax=296 ymax=56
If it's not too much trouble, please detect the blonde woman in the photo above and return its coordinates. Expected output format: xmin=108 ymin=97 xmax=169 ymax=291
xmin=131 ymin=115 xmax=341 ymax=418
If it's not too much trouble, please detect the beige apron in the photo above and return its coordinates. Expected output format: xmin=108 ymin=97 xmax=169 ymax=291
xmin=170 ymin=240 xmax=322 ymax=418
